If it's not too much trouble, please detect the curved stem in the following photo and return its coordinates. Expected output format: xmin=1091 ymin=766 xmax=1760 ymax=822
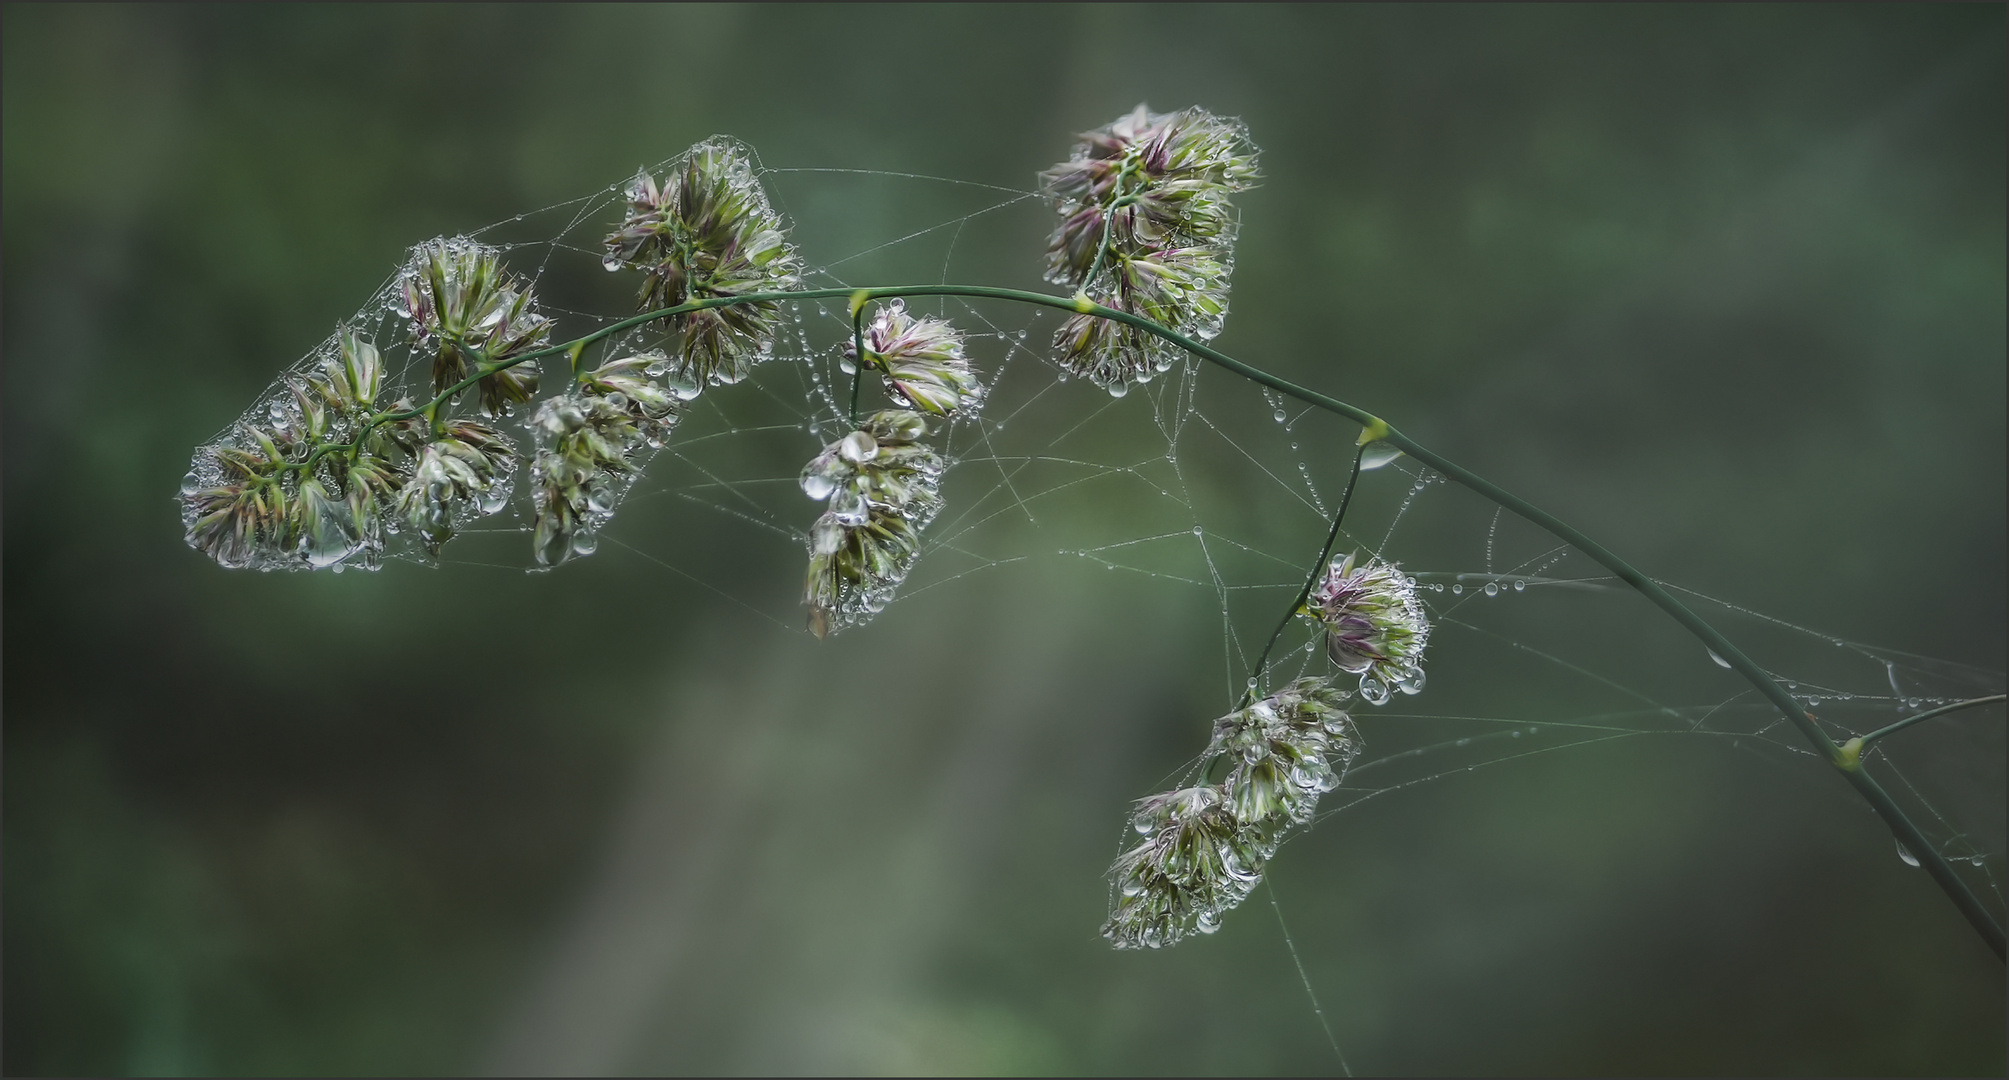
xmin=1243 ymin=443 xmax=1367 ymax=706
xmin=1859 ymin=695 xmax=2006 ymax=749
xmin=295 ymin=281 xmax=2003 ymax=958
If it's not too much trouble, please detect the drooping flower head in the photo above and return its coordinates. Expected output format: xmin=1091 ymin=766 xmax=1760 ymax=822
xmin=1103 ymin=785 xmax=1264 ymax=949
xmin=395 ymin=420 xmax=520 ymax=555
xmin=1041 ymin=106 xmax=1257 ymax=395
xmin=844 ymin=301 xmax=984 ymax=417
xmin=1304 ymin=553 xmax=1431 ymax=703
xmin=603 ymin=138 xmax=803 ymax=387
xmin=1103 ymin=677 xmax=1361 ymax=949
xmin=529 ymin=354 xmax=688 ymax=567
xmin=400 ymin=238 xmax=551 ymax=417
xmin=800 ymin=410 xmax=944 ymax=638
xmin=1211 ymin=678 xmax=1360 ymax=840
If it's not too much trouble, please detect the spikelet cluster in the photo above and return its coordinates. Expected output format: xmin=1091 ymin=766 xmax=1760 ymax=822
xmin=399 ymin=238 xmax=551 ymax=416
xmin=799 ymin=410 xmax=945 ymax=638
xmin=1104 ymin=678 xmax=1359 ymax=949
xmin=603 ymin=138 xmax=803 ymax=387
xmin=182 ymin=329 xmax=436 ymax=571
xmin=1304 ymin=553 xmax=1431 ymax=704
xmin=843 ymin=301 xmax=985 ymax=416
xmin=1041 ymin=105 xmax=1258 ymax=393
xmin=529 ymin=354 xmax=690 ymax=567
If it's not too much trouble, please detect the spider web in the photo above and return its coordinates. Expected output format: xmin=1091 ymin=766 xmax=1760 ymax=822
xmin=202 ymin=153 xmax=2006 ymax=1072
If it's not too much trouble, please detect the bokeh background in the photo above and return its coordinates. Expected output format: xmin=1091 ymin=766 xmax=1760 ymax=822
xmin=5 ymin=4 xmax=2004 ymax=1075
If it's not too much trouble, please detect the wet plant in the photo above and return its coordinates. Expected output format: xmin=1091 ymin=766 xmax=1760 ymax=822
xmin=178 ymin=105 xmax=2006 ymax=961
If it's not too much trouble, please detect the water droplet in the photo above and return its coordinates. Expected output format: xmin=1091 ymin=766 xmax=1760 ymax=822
xmin=1191 ymin=525 xmax=1203 ymax=536
xmin=1451 ymin=583 xmax=1464 ymax=595
xmin=179 ymin=473 xmax=201 ymax=495
xmin=1896 ymin=840 xmax=1921 ymax=868
xmin=1484 ymin=581 xmax=1499 ymax=597
xmin=664 ymin=371 xmax=702 ymax=400
xmin=601 ymin=254 xmax=621 ymax=272
xmin=801 ymin=473 xmax=835 ymax=500
xmin=1395 ymin=667 xmax=1426 ymax=695
xmin=1513 ymin=579 xmax=1525 ymax=592
xmin=1707 ymin=648 xmax=1732 ymax=669
xmin=1358 ymin=675 xmax=1390 ymax=706
xmin=830 ymin=488 xmax=868 ymax=525
xmin=1359 ymin=441 xmax=1404 ymax=470
xmin=1106 ymin=381 xmax=1129 ymax=399
xmin=838 ymin=431 xmax=878 ymax=464
xmin=572 ymin=531 xmax=599 ymax=556
xmin=1272 ymin=408 xmax=1287 ymax=423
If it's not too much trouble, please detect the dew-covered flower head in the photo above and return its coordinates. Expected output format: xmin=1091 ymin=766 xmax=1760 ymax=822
xmin=1103 ymin=785 xmax=1264 ymax=950
xmin=1210 ymin=678 xmax=1360 ymax=836
xmin=529 ymin=354 xmax=689 ymax=567
xmin=399 ymin=238 xmax=550 ymax=417
xmin=603 ymin=138 xmax=803 ymax=388
xmin=844 ymin=301 xmax=984 ymax=417
xmin=1103 ymin=677 xmax=1362 ymax=950
xmin=1039 ymin=105 xmax=1257 ymax=396
xmin=1041 ymin=105 xmax=1259 ymax=288
xmin=1305 ymin=553 xmax=1430 ymax=702
xmin=800 ymin=410 xmax=944 ymax=638
xmin=395 ymin=420 xmax=520 ymax=554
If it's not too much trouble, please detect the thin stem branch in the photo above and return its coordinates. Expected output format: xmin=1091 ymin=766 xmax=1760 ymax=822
xmin=1859 ymin=695 xmax=2006 ymax=749
xmin=849 ymin=303 xmax=867 ymax=426
xmin=1243 ymin=443 xmax=1367 ymax=706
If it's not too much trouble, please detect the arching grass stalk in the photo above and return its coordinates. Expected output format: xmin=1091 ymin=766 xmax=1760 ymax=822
xmin=250 ymin=282 xmax=2006 ymax=959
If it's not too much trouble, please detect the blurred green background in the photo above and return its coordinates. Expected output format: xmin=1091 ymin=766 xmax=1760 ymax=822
xmin=4 ymin=4 xmax=2004 ymax=1075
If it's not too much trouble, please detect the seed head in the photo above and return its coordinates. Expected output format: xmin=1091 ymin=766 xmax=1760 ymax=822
xmin=529 ymin=354 xmax=687 ymax=567
xmin=800 ymin=410 xmax=943 ymax=637
xmin=1042 ymin=105 xmax=1258 ymax=288
xmin=844 ymin=301 xmax=984 ymax=417
xmin=1103 ymin=786 xmax=1266 ymax=949
xmin=1040 ymin=105 xmax=1257 ymax=395
xmin=1305 ymin=553 xmax=1431 ymax=701
xmin=181 ymin=328 xmax=427 ymax=572
xmin=603 ymin=138 xmax=803 ymax=387
xmin=400 ymin=238 xmax=551 ymax=416
xmin=395 ymin=420 xmax=520 ymax=554
xmin=1212 ymin=678 xmax=1360 ymax=837
xmin=1103 ymin=677 xmax=1361 ymax=949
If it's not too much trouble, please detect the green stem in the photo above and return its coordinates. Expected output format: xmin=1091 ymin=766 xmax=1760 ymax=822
xmin=1243 ymin=442 xmax=1367 ymax=706
xmin=849 ymin=304 xmax=867 ymax=426
xmin=1079 ymin=162 xmax=1139 ymax=291
xmin=1858 ymin=695 xmax=2006 ymax=749
xmin=286 ymin=282 xmax=2004 ymax=958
